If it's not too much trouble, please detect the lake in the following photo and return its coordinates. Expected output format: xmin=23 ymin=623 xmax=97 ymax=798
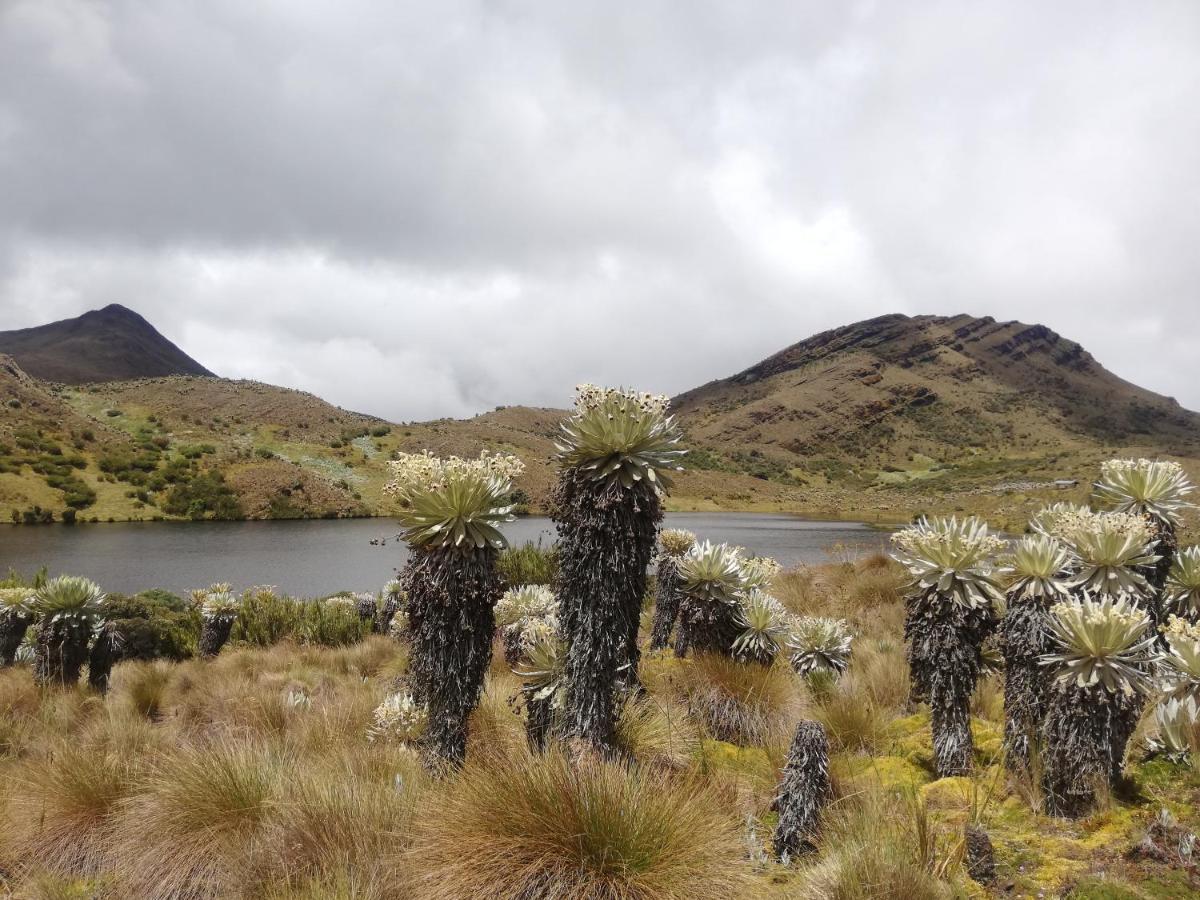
xmin=0 ymin=513 xmax=891 ymax=596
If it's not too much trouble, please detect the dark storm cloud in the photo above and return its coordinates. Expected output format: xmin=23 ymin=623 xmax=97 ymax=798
xmin=1 ymin=0 xmax=1197 ymax=420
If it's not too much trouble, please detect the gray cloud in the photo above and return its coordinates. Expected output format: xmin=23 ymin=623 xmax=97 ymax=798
xmin=1 ymin=0 xmax=1198 ymax=420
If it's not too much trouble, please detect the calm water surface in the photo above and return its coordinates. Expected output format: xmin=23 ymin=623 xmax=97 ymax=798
xmin=0 ymin=513 xmax=890 ymax=596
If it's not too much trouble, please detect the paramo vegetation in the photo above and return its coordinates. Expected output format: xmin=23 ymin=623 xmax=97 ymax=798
xmin=2 ymin=387 xmax=1200 ymax=898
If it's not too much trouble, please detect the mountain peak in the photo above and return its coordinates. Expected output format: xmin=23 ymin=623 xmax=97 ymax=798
xmin=0 ymin=305 xmax=215 ymax=384
xmin=675 ymin=312 xmax=1198 ymax=461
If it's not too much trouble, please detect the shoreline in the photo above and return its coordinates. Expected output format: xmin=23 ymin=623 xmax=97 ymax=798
xmin=0 ymin=506 xmax=906 ymax=530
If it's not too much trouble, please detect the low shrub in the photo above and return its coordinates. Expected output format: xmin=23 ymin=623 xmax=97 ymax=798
xmin=229 ymin=590 xmax=373 ymax=649
xmin=103 ymin=591 xmax=198 ymax=662
xmin=497 ymin=541 xmax=559 ymax=587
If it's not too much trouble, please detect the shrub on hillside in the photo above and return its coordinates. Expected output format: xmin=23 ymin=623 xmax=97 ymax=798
xmin=161 ymin=472 xmax=243 ymax=520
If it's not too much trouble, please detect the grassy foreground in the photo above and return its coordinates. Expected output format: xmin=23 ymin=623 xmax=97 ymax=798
xmin=1 ymin=559 xmax=1199 ymax=898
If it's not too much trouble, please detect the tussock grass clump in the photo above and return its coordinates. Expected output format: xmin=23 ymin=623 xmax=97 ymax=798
xmin=842 ymin=562 xmax=905 ymax=611
xmin=788 ymin=789 xmax=961 ymax=899
xmin=249 ymin=762 xmax=421 ymax=898
xmin=407 ymin=750 xmax=753 ymax=900
xmin=774 ymin=557 xmax=905 ymax=622
xmin=615 ymin=695 xmax=700 ymax=770
xmin=111 ymin=741 xmax=285 ymax=898
xmin=1 ymin=740 xmax=141 ymax=877
xmin=109 ymin=659 xmax=175 ymax=719
xmin=657 ymin=652 xmax=802 ymax=745
xmin=809 ymin=675 xmax=888 ymax=754
xmin=852 ymin=638 xmax=910 ymax=711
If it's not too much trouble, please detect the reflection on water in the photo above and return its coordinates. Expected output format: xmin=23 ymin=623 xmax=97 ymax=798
xmin=0 ymin=512 xmax=891 ymax=596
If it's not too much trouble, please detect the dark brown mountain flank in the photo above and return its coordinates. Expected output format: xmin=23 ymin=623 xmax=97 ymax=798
xmin=0 ymin=304 xmax=214 ymax=383
xmin=674 ymin=313 xmax=1200 ymax=465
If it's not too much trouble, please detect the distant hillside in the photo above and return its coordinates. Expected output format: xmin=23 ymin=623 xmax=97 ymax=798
xmin=675 ymin=313 xmax=1199 ymax=453
xmin=1 ymin=310 xmax=1198 ymax=531
xmin=669 ymin=313 xmax=1200 ymax=525
xmin=0 ymin=304 xmax=214 ymax=383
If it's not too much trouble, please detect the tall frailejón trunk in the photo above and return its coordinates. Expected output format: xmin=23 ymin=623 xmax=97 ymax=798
xmin=554 ymin=469 xmax=660 ymax=753
xmin=524 ymin=693 xmax=555 ymax=752
xmin=906 ymin=589 xmax=995 ymax=777
xmin=0 ymin=610 xmax=33 ymax=667
xmin=1111 ymin=516 xmax=1170 ymax=780
xmin=88 ymin=622 xmax=119 ymax=693
xmin=903 ymin=599 xmax=930 ymax=706
xmin=676 ymin=596 xmax=740 ymax=658
xmin=356 ymin=593 xmax=377 ymax=625
xmin=648 ymin=557 xmax=682 ymax=651
xmin=773 ymin=720 xmax=831 ymax=861
xmin=34 ymin=619 xmax=92 ymax=687
xmin=402 ymin=545 xmax=499 ymax=767
xmin=198 ymin=617 xmax=235 ymax=658
xmin=1144 ymin=515 xmax=1176 ymax=634
xmin=377 ymin=591 xmax=403 ymax=635
xmin=1043 ymin=682 xmax=1120 ymax=818
xmin=1002 ymin=596 xmax=1054 ymax=774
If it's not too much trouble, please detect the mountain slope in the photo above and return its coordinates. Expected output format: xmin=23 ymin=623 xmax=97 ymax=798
xmin=675 ymin=312 xmax=1199 ymax=462
xmin=2 ymin=310 xmax=1198 ymax=530
xmin=0 ymin=304 xmax=214 ymax=383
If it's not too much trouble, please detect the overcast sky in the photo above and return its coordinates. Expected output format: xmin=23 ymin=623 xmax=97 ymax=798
xmin=1 ymin=1 xmax=1198 ymax=421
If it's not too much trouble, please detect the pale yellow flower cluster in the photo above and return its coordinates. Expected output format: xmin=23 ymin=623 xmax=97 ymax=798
xmin=740 ymin=555 xmax=783 ymax=589
xmin=1163 ymin=615 xmax=1200 ymax=643
xmin=1163 ymin=615 xmax=1200 ymax=682
xmin=494 ymin=584 xmax=557 ymax=628
xmin=517 ymin=616 xmax=559 ymax=651
xmin=366 ymin=692 xmax=428 ymax=744
xmin=1101 ymin=458 xmax=1185 ymax=481
xmin=1031 ymin=502 xmax=1090 ymax=534
xmin=1043 ymin=508 xmax=1150 ymax=546
xmin=1050 ymin=596 xmax=1147 ymax=634
xmin=573 ymin=383 xmax=670 ymax=417
xmin=383 ymin=450 xmax=525 ymax=497
xmin=659 ymin=528 xmax=697 ymax=558
xmin=891 ymin=518 xmax=1005 ymax=566
xmin=323 ymin=595 xmax=358 ymax=609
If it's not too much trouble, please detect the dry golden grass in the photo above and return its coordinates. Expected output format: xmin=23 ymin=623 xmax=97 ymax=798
xmin=407 ymin=748 xmax=757 ymax=900
xmin=247 ymin=755 xmax=424 ymax=897
xmin=647 ymin=652 xmax=804 ymax=745
xmin=782 ymin=788 xmax=962 ymax=899
xmin=2 ymin=737 xmax=140 ymax=876
xmin=615 ymin=695 xmax=701 ymax=770
xmin=110 ymin=739 xmax=287 ymax=898
xmin=5 ymin=557 xmax=1181 ymax=898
